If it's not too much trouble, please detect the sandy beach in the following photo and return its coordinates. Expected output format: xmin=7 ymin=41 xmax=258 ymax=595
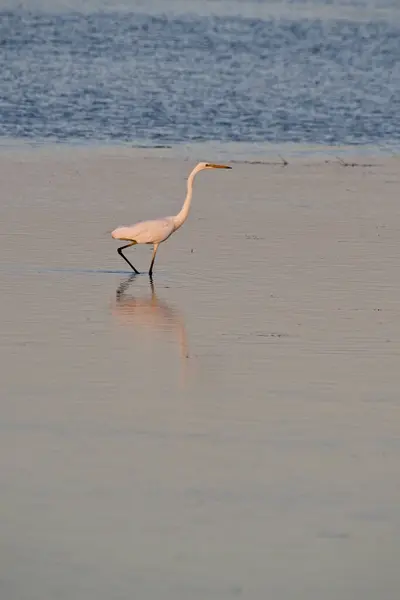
xmin=1 ymin=144 xmax=400 ymax=599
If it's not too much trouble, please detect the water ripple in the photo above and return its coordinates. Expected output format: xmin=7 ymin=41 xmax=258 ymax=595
xmin=1 ymin=10 xmax=399 ymax=145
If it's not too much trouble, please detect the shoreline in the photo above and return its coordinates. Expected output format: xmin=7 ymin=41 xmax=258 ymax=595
xmin=0 ymin=137 xmax=399 ymax=164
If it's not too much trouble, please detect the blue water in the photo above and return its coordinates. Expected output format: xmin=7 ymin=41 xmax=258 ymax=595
xmin=1 ymin=1 xmax=400 ymax=146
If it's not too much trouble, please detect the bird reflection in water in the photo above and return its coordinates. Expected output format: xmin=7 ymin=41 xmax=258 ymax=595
xmin=113 ymin=275 xmax=190 ymax=383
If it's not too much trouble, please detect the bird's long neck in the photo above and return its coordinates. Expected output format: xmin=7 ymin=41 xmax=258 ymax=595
xmin=173 ymin=167 xmax=199 ymax=230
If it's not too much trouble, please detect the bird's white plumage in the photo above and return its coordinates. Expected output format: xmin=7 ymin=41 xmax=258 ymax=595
xmin=111 ymin=161 xmax=231 ymax=275
xmin=112 ymin=217 xmax=175 ymax=244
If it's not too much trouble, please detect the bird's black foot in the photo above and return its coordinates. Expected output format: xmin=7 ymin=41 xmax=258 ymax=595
xmin=117 ymin=245 xmax=140 ymax=274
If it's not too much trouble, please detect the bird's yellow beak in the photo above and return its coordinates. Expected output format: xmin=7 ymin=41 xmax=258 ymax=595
xmin=207 ymin=163 xmax=232 ymax=169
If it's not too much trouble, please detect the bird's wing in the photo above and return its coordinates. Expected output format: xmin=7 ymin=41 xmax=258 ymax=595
xmin=123 ymin=217 xmax=175 ymax=244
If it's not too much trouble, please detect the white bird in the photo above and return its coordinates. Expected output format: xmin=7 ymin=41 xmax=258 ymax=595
xmin=111 ymin=161 xmax=231 ymax=276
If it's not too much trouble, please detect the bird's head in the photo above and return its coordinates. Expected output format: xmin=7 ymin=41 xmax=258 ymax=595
xmin=198 ymin=162 xmax=232 ymax=171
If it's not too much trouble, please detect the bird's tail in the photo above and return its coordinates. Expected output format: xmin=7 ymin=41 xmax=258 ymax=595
xmin=111 ymin=227 xmax=137 ymax=242
xmin=111 ymin=227 xmax=126 ymax=239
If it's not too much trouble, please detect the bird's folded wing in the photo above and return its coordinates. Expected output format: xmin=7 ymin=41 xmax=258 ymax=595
xmin=118 ymin=218 xmax=175 ymax=244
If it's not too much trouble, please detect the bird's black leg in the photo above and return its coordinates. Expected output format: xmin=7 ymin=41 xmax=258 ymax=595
xmin=117 ymin=243 xmax=140 ymax=274
xmin=149 ymin=243 xmax=159 ymax=277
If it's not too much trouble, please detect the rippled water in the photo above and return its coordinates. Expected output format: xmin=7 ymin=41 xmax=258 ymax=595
xmin=1 ymin=0 xmax=400 ymax=146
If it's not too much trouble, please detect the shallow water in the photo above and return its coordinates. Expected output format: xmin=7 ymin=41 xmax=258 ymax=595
xmin=1 ymin=148 xmax=400 ymax=599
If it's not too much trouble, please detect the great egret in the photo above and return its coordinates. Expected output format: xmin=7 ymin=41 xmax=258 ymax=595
xmin=111 ymin=162 xmax=231 ymax=275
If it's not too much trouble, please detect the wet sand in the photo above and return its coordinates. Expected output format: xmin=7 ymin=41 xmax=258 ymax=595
xmin=1 ymin=145 xmax=400 ymax=599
